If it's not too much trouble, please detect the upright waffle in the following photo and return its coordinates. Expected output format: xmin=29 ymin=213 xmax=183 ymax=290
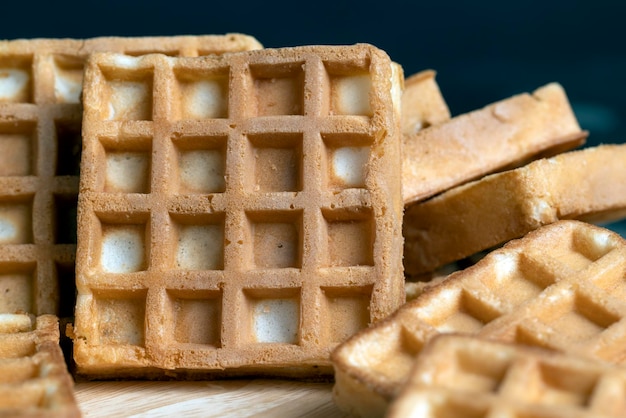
xmin=0 ymin=314 xmax=80 ymax=417
xmin=401 ymin=83 xmax=585 ymax=204
xmin=387 ymin=334 xmax=626 ymax=418
xmin=0 ymin=34 xmax=262 ymax=317
xmin=400 ymin=69 xmax=450 ymax=135
xmin=72 ymin=44 xmax=405 ymax=379
xmin=404 ymin=144 xmax=626 ymax=276
xmin=332 ymin=221 xmax=626 ymax=417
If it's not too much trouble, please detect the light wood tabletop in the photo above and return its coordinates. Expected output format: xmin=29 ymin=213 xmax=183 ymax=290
xmin=74 ymin=380 xmax=346 ymax=417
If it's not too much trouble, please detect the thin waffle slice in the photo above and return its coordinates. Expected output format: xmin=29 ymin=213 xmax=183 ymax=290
xmin=0 ymin=34 xmax=262 ymax=318
xmin=387 ymin=334 xmax=626 ymax=418
xmin=400 ymin=69 xmax=450 ymax=135
xmin=404 ymin=143 xmax=626 ymax=276
xmin=0 ymin=314 xmax=80 ymax=417
xmin=72 ymin=44 xmax=404 ymax=379
xmin=401 ymin=83 xmax=585 ymax=204
xmin=332 ymin=220 xmax=626 ymax=417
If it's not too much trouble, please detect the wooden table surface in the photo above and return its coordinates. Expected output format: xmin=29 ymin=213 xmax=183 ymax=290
xmin=74 ymin=380 xmax=346 ymax=417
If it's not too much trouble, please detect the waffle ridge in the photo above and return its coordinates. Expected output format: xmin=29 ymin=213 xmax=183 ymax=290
xmin=331 ymin=220 xmax=626 ymax=416
xmin=72 ymin=44 xmax=404 ymax=378
xmin=0 ymin=34 xmax=262 ymax=317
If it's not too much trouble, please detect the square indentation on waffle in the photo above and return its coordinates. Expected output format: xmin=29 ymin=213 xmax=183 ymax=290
xmin=0 ymin=196 xmax=33 ymax=244
xmin=94 ymin=213 xmax=149 ymax=274
xmin=173 ymin=66 xmax=230 ymax=119
xmin=323 ymin=132 xmax=371 ymax=189
xmin=73 ymin=44 xmax=404 ymax=378
xmin=173 ymin=134 xmax=227 ymax=194
xmin=168 ymin=289 xmax=222 ymax=346
xmin=52 ymin=54 xmax=84 ymax=104
xmin=331 ymin=221 xmax=626 ymax=414
xmin=0 ymin=263 xmax=35 ymax=313
xmin=172 ymin=212 xmax=225 ymax=270
xmin=0 ymin=55 xmax=33 ymax=103
xmin=94 ymin=290 xmax=147 ymax=346
xmin=248 ymin=133 xmax=303 ymax=192
xmin=244 ymin=288 xmax=301 ymax=344
xmin=323 ymin=207 xmax=374 ymax=267
xmin=322 ymin=286 xmax=372 ymax=344
xmin=99 ymin=61 xmax=154 ymax=121
xmin=247 ymin=210 xmax=302 ymax=269
xmin=0 ymin=121 xmax=36 ymax=176
xmin=0 ymin=314 xmax=80 ymax=416
xmin=326 ymin=65 xmax=373 ymax=116
xmin=250 ymin=61 xmax=304 ymax=116
xmin=99 ymin=134 xmax=153 ymax=194
xmin=0 ymin=34 xmax=262 ymax=317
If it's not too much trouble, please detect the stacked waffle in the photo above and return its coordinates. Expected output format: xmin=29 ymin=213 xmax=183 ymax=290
xmin=0 ymin=314 xmax=80 ymax=417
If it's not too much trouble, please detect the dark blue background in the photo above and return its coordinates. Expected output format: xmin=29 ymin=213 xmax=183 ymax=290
xmin=3 ymin=0 xmax=625 ymax=235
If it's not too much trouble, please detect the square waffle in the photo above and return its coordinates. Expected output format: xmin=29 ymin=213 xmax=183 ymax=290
xmin=0 ymin=314 xmax=80 ymax=417
xmin=332 ymin=220 xmax=626 ymax=416
xmin=387 ymin=334 xmax=626 ymax=418
xmin=404 ymin=143 xmax=626 ymax=276
xmin=0 ymin=34 xmax=262 ymax=317
xmin=72 ymin=44 xmax=405 ymax=379
xmin=402 ymin=83 xmax=585 ymax=205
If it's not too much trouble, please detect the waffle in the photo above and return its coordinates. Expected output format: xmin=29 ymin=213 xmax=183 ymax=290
xmin=387 ymin=334 xmax=626 ymax=418
xmin=401 ymin=83 xmax=585 ymax=204
xmin=400 ymin=69 xmax=450 ymax=135
xmin=71 ymin=44 xmax=405 ymax=379
xmin=404 ymin=143 xmax=626 ymax=276
xmin=332 ymin=220 xmax=626 ymax=417
xmin=0 ymin=314 xmax=80 ymax=417
xmin=0 ymin=34 xmax=262 ymax=318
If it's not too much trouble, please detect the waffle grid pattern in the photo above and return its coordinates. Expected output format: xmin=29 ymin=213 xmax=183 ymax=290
xmin=0 ymin=35 xmax=262 ymax=316
xmin=388 ymin=335 xmax=626 ymax=418
xmin=332 ymin=221 xmax=626 ymax=408
xmin=74 ymin=45 xmax=403 ymax=376
xmin=0 ymin=314 xmax=80 ymax=416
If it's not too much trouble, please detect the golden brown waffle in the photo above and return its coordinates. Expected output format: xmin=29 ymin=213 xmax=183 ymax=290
xmin=0 ymin=314 xmax=80 ymax=417
xmin=332 ymin=221 xmax=626 ymax=417
xmin=404 ymin=144 xmax=626 ymax=276
xmin=0 ymin=34 xmax=262 ymax=317
xmin=400 ymin=69 xmax=450 ymax=135
xmin=72 ymin=44 xmax=405 ymax=379
xmin=401 ymin=83 xmax=585 ymax=205
xmin=387 ymin=334 xmax=626 ymax=418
